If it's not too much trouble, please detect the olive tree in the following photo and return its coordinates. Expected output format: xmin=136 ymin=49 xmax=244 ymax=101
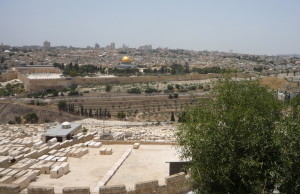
xmin=176 ymin=78 xmax=283 ymax=193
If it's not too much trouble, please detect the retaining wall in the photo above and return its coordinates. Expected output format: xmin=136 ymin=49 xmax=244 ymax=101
xmin=8 ymin=172 xmax=190 ymax=194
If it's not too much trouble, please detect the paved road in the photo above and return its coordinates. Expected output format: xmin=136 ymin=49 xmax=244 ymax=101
xmin=3 ymin=92 xmax=209 ymax=103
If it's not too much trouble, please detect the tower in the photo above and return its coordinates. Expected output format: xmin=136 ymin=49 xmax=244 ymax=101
xmin=43 ymin=41 xmax=51 ymax=51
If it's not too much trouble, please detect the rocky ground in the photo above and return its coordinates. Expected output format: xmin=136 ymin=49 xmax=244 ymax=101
xmin=0 ymin=118 xmax=177 ymax=143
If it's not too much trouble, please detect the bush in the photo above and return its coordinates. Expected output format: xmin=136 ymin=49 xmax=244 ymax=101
xmin=15 ymin=116 xmax=22 ymax=124
xmin=69 ymin=90 xmax=79 ymax=96
xmin=8 ymin=121 xmax=16 ymax=124
xmin=127 ymin=87 xmax=141 ymax=94
xmin=168 ymin=94 xmax=174 ymax=99
xmin=167 ymin=85 xmax=174 ymax=91
xmin=105 ymin=84 xmax=112 ymax=92
xmin=188 ymin=85 xmax=197 ymax=90
xmin=58 ymin=100 xmax=67 ymax=111
xmin=23 ymin=112 xmax=39 ymax=123
xmin=117 ymin=111 xmax=126 ymax=118
xmin=82 ymin=127 xmax=88 ymax=133
xmin=145 ymin=87 xmax=158 ymax=93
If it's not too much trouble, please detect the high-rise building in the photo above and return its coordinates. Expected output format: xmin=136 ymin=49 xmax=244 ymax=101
xmin=138 ymin=44 xmax=152 ymax=50
xmin=43 ymin=41 xmax=51 ymax=51
xmin=110 ymin=42 xmax=115 ymax=50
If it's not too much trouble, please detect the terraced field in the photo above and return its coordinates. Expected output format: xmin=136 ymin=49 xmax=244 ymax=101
xmin=58 ymin=93 xmax=209 ymax=122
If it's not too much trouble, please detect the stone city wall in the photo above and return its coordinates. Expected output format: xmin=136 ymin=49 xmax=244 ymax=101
xmin=1 ymin=68 xmax=252 ymax=93
xmin=26 ymin=73 xmax=220 ymax=93
xmin=16 ymin=67 xmax=61 ymax=75
xmin=73 ymin=73 xmax=219 ymax=86
xmin=17 ymin=73 xmax=31 ymax=92
xmin=0 ymin=70 xmax=18 ymax=82
xmin=26 ymin=78 xmax=73 ymax=93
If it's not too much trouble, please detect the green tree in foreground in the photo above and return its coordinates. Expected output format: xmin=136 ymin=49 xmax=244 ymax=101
xmin=177 ymin=78 xmax=289 ymax=193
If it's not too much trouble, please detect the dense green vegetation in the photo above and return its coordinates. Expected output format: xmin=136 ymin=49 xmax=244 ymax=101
xmin=0 ymin=83 xmax=25 ymax=96
xmin=23 ymin=112 xmax=39 ymax=123
xmin=105 ymin=84 xmax=112 ymax=92
xmin=144 ymin=87 xmax=159 ymax=93
xmin=127 ymin=87 xmax=141 ymax=94
xmin=117 ymin=111 xmax=126 ymax=119
xmin=54 ymin=62 xmax=105 ymax=77
xmin=176 ymin=78 xmax=300 ymax=193
xmin=28 ymin=84 xmax=79 ymax=98
xmin=107 ymin=68 xmax=139 ymax=76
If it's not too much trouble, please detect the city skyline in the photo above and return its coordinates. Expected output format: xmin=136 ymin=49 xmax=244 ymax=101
xmin=1 ymin=0 xmax=300 ymax=55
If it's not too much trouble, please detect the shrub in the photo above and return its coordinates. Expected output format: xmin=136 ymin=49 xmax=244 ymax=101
xmin=69 ymin=90 xmax=79 ymax=96
xmin=15 ymin=116 xmax=22 ymax=124
xmin=8 ymin=121 xmax=16 ymax=124
xmin=188 ymin=85 xmax=197 ymax=90
xmin=58 ymin=100 xmax=67 ymax=111
xmin=117 ymin=111 xmax=126 ymax=118
xmin=23 ymin=112 xmax=39 ymax=123
xmin=167 ymin=85 xmax=174 ymax=91
xmin=127 ymin=87 xmax=141 ymax=94
xmin=145 ymin=87 xmax=158 ymax=93
xmin=105 ymin=84 xmax=112 ymax=92
xmin=82 ymin=127 xmax=88 ymax=133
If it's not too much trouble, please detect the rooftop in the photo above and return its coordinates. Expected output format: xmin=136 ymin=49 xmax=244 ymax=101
xmin=43 ymin=123 xmax=81 ymax=137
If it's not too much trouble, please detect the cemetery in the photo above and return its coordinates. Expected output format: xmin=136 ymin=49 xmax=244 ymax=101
xmin=0 ymin=120 xmax=190 ymax=193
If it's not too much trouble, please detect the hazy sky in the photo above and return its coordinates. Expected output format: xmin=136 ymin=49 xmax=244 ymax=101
xmin=0 ymin=0 xmax=299 ymax=55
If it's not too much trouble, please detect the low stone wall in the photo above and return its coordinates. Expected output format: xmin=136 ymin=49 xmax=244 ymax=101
xmin=100 ymin=140 xmax=178 ymax=145
xmin=99 ymin=185 xmax=126 ymax=194
xmin=0 ymin=183 xmax=20 ymax=194
xmin=27 ymin=185 xmax=54 ymax=194
xmin=134 ymin=180 xmax=159 ymax=194
xmin=62 ymin=187 xmax=90 ymax=194
xmin=0 ymin=167 xmax=190 ymax=194
xmin=100 ymin=172 xmax=190 ymax=194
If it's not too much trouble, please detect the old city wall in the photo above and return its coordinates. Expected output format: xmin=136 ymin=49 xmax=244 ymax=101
xmin=1 ymin=172 xmax=190 ymax=194
xmin=0 ymin=70 xmax=18 ymax=82
xmin=18 ymin=73 xmax=31 ymax=91
xmin=27 ymin=78 xmax=73 ymax=93
xmin=73 ymin=73 xmax=220 ymax=86
xmin=1 ymin=70 xmax=252 ymax=93
xmin=17 ymin=67 xmax=62 ymax=75
xmin=26 ymin=73 xmax=220 ymax=92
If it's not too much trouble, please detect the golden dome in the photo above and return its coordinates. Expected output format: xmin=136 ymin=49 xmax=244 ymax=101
xmin=121 ymin=56 xmax=132 ymax=63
